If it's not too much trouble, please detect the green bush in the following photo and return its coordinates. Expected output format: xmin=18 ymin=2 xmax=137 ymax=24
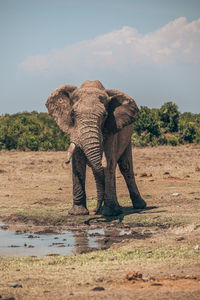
xmin=179 ymin=121 xmax=197 ymax=143
xmin=167 ymin=135 xmax=179 ymax=146
xmin=157 ymin=134 xmax=168 ymax=145
xmin=159 ymin=102 xmax=180 ymax=132
xmin=132 ymin=132 xmax=151 ymax=147
xmin=134 ymin=106 xmax=160 ymax=137
xmin=0 ymin=112 xmax=70 ymax=151
xmin=0 ymin=102 xmax=199 ymax=151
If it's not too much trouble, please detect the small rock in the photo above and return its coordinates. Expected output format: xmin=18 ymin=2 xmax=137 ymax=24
xmin=144 ymin=250 xmax=152 ymax=254
xmin=0 ymin=225 xmax=8 ymax=230
xmin=28 ymin=235 xmax=34 ymax=239
xmin=195 ymin=166 xmax=200 ymax=172
xmin=104 ymin=239 xmax=109 ymax=244
xmin=140 ymin=173 xmax=148 ymax=177
xmin=15 ymin=230 xmax=22 ymax=234
xmin=172 ymin=193 xmax=180 ymax=197
xmin=28 ymin=245 xmax=34 ymax=248
xmin=96 ymin=277 xmax=103 ymax=283
xmin=176 ymin=237 xmax=185 ymax=241
xmin=163 ymin=172 xmax=170 ymax=175
xmin=194 ymin=197 xmax=200 ymax=200
xmin=24 ymin=243 xmax=27 ymax=247
xmin=9 ymin=282 xmax=22 ymax=288
xmin=126 ymin=271 xmax=143 ymax=281
xmin=151 ymin=283 xmax=162 ymax=286
xmin=194 ymin=245 xmax=199 ymax=251
xmin=58 ymin=187 xmax=62 ymax=190
xmin=150 ymin=277 xmax=156 ymax=281
xmin=92 ymin=286 xmax=105 ymax=291
xmin=109 ymin=256 xmax=117 ymax=261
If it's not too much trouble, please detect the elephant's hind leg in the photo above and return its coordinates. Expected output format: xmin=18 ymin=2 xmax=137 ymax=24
xmin=118 ymin=142 xmax=146 ymax=209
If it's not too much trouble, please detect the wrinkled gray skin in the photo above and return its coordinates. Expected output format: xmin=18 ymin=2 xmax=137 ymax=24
xmin=46 ymin=80 xmax=146 ymax=216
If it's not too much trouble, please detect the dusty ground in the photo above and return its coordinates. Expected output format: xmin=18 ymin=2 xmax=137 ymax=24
xmin=0 ymin=145 xmax=200 ymax=299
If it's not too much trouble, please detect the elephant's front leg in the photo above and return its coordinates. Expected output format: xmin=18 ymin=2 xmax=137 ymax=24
xmin=68 ymin=148 xmax=89 ymax=215
xmin=102 ymin=160 xmax=122 ymax=216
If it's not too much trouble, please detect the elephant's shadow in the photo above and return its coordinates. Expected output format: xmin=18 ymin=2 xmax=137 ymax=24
xmin=84 ymin=205 xmax=164 ymax=225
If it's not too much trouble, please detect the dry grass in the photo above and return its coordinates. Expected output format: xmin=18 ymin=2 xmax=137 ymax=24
xmin=0 ymin=145 xmax=200 ymax=299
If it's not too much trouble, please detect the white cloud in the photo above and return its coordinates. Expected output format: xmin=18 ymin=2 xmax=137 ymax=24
xmin=20 ymin=17 xmax=200 ymax=73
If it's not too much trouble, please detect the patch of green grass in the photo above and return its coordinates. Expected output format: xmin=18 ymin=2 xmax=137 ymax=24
xmin=0 ymin=242 xmax=199 ymax=272
xmin=123 ymin=214 xmax=197 ymax=228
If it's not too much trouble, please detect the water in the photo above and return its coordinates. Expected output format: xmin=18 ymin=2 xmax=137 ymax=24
xmin=0 ymin=223 xmax=103 ymax=257
xmin=0 ymin=222 xmax=150 ymax=257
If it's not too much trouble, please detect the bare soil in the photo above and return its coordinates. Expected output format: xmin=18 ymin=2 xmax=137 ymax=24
xmin=0 ymin=145 xmax=200 ymax=299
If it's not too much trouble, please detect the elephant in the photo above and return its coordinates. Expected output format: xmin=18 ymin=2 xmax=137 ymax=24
xmin=46 ymin=80 xmax=146 ymax=216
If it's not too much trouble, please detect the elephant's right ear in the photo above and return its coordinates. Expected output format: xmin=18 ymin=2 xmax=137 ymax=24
xmin=46 ymin=85 xmax=77 ymax=133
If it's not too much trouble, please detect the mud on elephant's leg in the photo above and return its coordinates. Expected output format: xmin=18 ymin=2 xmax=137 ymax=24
xmin=102 ymin=162 xmax=122 ymax=216
xmin=118 ymin=143 xmax=146 ymax=209
xmin=68 ymin=149 xmax=89 ymax=215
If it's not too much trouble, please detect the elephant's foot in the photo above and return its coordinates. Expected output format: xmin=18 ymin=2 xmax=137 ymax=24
xmin=132 ymin=195 xmax=146 ymax=209
xmin=93 ymin=201 xmax=103 ymax=215
xmin=68 ymin=205 xmax=89 ymax=215
xmin=102 ymin=203 xmax=122 ymax=216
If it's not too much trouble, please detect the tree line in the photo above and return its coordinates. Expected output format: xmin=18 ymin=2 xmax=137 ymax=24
xmin=0 ymin=102 xmax=199 ymax=151
xmin=132 ymin=102 xmax=200 ymax=146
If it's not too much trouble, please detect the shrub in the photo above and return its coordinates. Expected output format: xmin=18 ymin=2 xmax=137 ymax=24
xmin=134 ymin=106 xmax=160 ymax=137
xmin=157 ymin=134 xmax=168 ymax=145
xmin=179 ymin=121 xmax=196 ymax=143
xmin=159 ymin=102 xmax=180 ymax=132
xmin=0 ymin=112 xmax=70 ymax=151
xmin=0 ymin=103 xmax=199 ymax=151
xmin=167 ymin=135 xmax=179 ymax=146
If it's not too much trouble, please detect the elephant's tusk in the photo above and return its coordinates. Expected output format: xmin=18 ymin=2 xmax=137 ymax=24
xmin=102 ymin=151 xmax=107 ymax=168
xmin=65 ymin=143 xmax=76 ymax=164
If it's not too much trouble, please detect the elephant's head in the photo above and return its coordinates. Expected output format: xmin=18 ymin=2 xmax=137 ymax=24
xmin=46 ymin=80 xmax=139 ymax=172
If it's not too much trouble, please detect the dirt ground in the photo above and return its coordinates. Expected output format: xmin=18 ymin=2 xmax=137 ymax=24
xmin=0 ymin=145 xmax=200 ymax=299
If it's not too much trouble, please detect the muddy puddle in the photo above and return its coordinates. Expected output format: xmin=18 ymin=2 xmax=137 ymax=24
xmin=0 ymin=222 xmax=154 ymax=257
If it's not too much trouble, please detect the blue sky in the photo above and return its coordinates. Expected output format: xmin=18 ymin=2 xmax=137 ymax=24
xmin=0 ymin=0 xmax=200 ymax=114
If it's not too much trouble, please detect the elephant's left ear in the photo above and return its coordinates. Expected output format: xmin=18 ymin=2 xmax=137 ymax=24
xmin=104 ymin=89 xmax=139 ymax=133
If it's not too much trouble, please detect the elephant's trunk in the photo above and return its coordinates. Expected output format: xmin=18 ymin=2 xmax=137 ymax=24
xmin=80 ymin=123 xmax=105 ymax=212
xmin=81 ymin=127 xmax=103 ymax=171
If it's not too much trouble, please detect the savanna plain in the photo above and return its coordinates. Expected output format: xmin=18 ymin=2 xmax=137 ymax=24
xmin=0 ymin=145 xmax=200 ymax=299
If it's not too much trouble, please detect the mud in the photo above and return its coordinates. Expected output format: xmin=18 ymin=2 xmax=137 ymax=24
xmin=0 ymin=222 xmax=155 ymax=257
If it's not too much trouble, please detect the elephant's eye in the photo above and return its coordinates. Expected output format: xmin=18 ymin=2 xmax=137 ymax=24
xmin=99 ymin=95 xmax=105 ymax=104
xmin=103 ymin=111 xmax=107 ymax=118
xmin=70 ymin=110 xmax=75 ymax=120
